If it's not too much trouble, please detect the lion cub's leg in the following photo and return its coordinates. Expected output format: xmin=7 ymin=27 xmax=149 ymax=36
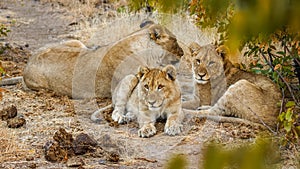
xmin=112 ymin=74 xmax=139 ymax=123
xmin=199 ymin=79 xmax=272 ymax=125
xmin=182 ymin=96 xmax=200 ymax=110
xmin=137 ymin=112 xmax=157 ymax=138
xmin=164 ymin=109 xmax=184 ymax=136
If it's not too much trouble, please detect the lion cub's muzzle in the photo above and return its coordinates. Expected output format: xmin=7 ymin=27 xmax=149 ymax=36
xmin=194 ymin=72 xmax=210 ymax=84
xmin=146 ymin=94 xmax=164 ymax=111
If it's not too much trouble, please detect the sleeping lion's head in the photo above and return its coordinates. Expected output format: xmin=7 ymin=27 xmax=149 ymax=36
xmin=137 ymin=65 xmax=181 ymax=111
xmin=189 ymin=43 xmax=229 ymax=84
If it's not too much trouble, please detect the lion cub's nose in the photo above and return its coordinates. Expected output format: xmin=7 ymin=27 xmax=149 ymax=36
xmin=148 ymin=100 xmax=156 ymax=106
xmin=198 ymin=73 xmax=206 ymax=78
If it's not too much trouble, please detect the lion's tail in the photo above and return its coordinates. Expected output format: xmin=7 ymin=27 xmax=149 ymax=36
xmin=90 ymin=104 xmax=112 ymax=123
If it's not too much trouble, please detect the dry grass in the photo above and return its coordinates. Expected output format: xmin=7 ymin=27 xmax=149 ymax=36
xmin=40 ymin=0 xmax=110 ymax=17
xmin=0 ymin=128 xmax=30 ymax=163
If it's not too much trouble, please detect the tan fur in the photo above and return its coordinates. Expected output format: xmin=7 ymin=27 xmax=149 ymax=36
xmin=23 ymin=22 xmax=183 ymax=99
xmin=92 ymin=65 xmax=184 ymax=137
xmin=184 ymin=43 xmax=282 ymax=128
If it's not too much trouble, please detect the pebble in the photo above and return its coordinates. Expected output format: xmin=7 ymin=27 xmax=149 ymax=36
xmin=7 ymin=116 xmax=26 ymax=128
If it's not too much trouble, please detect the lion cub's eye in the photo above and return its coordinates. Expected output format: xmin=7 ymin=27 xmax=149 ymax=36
xmin=157 ymin=84 xmax=164 ymax=90
xmin=144 ymin=84 xmax=149 ymax=90
xmin=208 ymin=61 xmax=215 ymax=66
xmin=196 ymin=59 xmax=201 ymax=65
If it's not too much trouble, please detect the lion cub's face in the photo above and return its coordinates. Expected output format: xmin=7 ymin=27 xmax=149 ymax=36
xmin=190 ymin=43 xmax=225 ymax=84
xmin=138 ymin=65 xmax=179 ymax=111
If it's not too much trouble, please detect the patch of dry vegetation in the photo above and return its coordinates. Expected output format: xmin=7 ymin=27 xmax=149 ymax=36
xmin=40 ymin=0 xmax=116 ymax=17
xmin=0 ymin=128 xmax=30 ymax=163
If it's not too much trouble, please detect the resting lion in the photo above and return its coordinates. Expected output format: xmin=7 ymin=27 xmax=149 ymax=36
xmin=91 ymin=65 xmax=184 ymax=137
xmin=23 ymin=21 xmax=183 ymax=99
xmin=183 ymin=43 xmax=282 ymax=128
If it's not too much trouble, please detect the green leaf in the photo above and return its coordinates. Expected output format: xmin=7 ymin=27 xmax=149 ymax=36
xmin=256 ymin=63 xmax=264 ymax=69
xmin=276 ymin=51 xmax=286 ymax=56
xmin=251 ymin=69 xmax=262 ymax=74
xmin=278 ymin=112 xmax=285 ymax=122
xmin=285 ymin=101 xmax=296 ymax=108
xmin=285 ymin=108 xmax=293 ymax=122
xmin=284 ymin=121 xmax=292 ymax=133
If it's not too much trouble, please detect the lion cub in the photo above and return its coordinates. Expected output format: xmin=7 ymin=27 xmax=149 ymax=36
xmin=92 ymin=65 xmax=184 ymax=137
xmin=184 ymin=43 xmax=281 ymax=128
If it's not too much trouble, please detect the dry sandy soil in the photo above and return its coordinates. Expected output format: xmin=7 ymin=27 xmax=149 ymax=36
xmin=0 ymin=0 xmax=299 ymax=168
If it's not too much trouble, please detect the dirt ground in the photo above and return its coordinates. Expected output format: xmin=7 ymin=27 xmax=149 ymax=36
xmin=0 ymin=0 xmax=299 ymax=168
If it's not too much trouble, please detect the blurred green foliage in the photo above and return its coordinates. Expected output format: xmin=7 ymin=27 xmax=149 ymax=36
xmin=128 ymin=0 xmax=300 ymax=48
xmin=165 ymin=154 xmax=187 ymax=169
xmin=203 ymin=139 xmax=277 ymax=169
xmin=165 ymin=138 xmax=279 ymax=169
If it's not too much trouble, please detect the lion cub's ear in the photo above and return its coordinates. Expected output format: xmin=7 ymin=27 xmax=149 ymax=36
xmin=216 ymin=45 xmax=230 ymax=60
xmin=188 ymin=42 xmax=201 ymax=57
xmin=163 ymin=65 xmax=177 ymax=81
xmin=137 ymin=66 xmax=150 ymax=79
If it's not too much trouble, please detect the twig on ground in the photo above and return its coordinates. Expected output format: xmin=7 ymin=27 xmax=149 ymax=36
xmin=134 ymin=157 xmax=157 ymax=163
xmin=0 ymin=76 xmax=23 ymax=86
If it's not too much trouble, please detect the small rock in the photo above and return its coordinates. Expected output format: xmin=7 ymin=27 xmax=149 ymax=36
xmin=7 ymin=117 xmax=26 ymax=128
xmin=98 ymin=159 xmax=106 ymax=165
xmin=0 ymin=105 xmax=17 ymax=120
xmin=73 ymin=133 xmax=97 ymax=155
xmin=98 ymin=134 xmax=121 ymax=154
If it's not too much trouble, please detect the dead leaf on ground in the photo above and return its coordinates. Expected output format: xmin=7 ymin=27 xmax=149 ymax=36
xmin=0 ymin=87 xmax=7 ymax=100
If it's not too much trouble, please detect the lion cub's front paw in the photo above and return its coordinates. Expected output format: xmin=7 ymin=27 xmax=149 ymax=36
xmin=111 ymin=109 xmax=125 ymax=124
xmin=138 ymin=124 xmax=157 ymax=138
xmin=164 ymin=122 xmax=183 ymax=136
